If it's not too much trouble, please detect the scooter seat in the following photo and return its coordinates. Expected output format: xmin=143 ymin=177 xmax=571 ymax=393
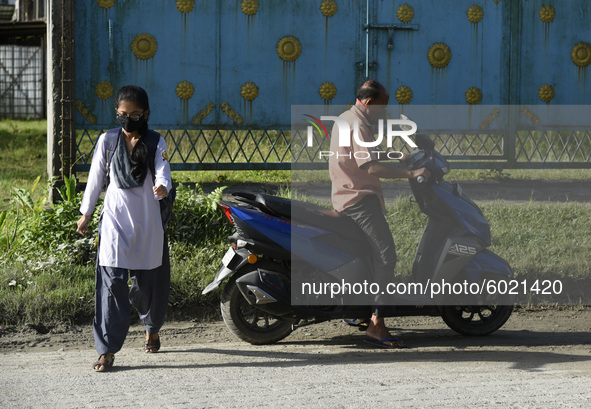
xmin=231 ymin=192 xmax=368 ymax=243
xmin=254 ymin=194 xmax=367 ymax=241
xmin=254 ymin=193 xmax=292 ymax=219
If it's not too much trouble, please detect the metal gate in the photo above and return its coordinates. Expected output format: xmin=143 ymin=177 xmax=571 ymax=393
xmin=0 ymin=44 xmax=44 ymax=119
xmin=70 ymin=0 xmax=591 ymax=172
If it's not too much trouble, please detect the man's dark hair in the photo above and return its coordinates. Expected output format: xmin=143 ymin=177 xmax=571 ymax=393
xmin=356 ymin=80 xmax=386 ymax=101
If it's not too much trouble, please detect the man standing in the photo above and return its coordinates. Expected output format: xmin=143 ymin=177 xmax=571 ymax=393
xmin=329 ymin=80 xmax=430 ymax=348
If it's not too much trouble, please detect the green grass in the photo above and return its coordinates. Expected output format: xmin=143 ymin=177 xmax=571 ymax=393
xmin=2 ymin=119 xmax=591 ymax=325
xmin=78 ymin=167 xmax=591 ymax=184
xmin=387 ymin=198 xmax=591 ymax=280
xmin=86 ymin=167 xmax=591 ymax=186
xmin=0 ymin=264 xmax=95 ymax=324
xmin=449 ymin=168 xmax=591 ymax=181
xmin=486 ymin=202 xmax=591 ymax=278
xmin=292 ymin=168 xmax=591 ymax=183
xmin=0 ymin=182 xmax=233 ymax=326
xmin=0 ymin=120 xmax=48 ymax=211
xmin=172 ymin=169 xmax=291 ymax=184
xmin=2 ymin=189 xmax=591 ymax=325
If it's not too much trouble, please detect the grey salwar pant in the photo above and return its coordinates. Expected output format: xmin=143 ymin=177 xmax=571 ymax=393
xmin=341 ymin=194 xmax=397 ymax=317
xmin=93 ymin=236 xmax=170 ymax=355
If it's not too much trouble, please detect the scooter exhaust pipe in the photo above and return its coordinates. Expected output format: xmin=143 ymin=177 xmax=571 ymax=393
xmin=235 ymin=269 xmax=294 ymax=316
xmin=243 ymin=285 xmax=277 ymax=305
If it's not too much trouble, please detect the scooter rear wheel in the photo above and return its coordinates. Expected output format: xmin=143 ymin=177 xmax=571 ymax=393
xmin=441 ymin=305 xmax=513 ymax=336
xmin=220 ymin=274 xmax=297 ymax=345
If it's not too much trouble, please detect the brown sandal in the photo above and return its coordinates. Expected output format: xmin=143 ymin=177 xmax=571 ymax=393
xmin=93 ymin=353 xmax=115 ymax=372
xmin=144 ymin=337 xmax=160 ymax=353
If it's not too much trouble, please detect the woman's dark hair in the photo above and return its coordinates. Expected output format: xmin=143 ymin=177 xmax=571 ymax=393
xmin=114 ymin=85 xmax=150 ymax=184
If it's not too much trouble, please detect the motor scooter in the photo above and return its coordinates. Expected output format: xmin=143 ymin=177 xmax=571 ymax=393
xmin=203 ymin=133 xmax=514 ymax=345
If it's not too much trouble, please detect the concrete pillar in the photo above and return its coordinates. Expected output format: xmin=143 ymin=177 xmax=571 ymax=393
xmin=46 ymin=0 xmax=74 ymax=201
xmin=46 ymin=0 xmax=61 ymax=189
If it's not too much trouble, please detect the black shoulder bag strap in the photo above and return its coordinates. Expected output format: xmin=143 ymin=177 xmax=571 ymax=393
xmin=98 ymin=128 xmax=120 ymax=218
xmin=103 ymin=128 xmax=121 ymax=189
xmin=143 ymin=130 xmax=174 ymax=229
xmin=143 ymin=130 xmax=160 ymax=186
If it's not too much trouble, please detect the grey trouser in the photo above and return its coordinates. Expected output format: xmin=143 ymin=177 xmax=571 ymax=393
xmin=93 ymin=236 xmax=170 ymax=355
xmin=341 ymin=194 xmax=396 ymax=317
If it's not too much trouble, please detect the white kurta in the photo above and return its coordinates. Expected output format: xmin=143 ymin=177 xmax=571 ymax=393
xmin=80 ymin=130 xmax=172 ymax=270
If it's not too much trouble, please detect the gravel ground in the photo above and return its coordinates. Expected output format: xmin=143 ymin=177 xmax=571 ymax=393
xmin=1 ymin=309 xmax=591 ymax=408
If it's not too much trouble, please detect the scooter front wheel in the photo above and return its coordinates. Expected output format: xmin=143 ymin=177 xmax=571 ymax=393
xmin=220 ymin=274 xmax=297 ymax=345
xmin=440 ymin=305 xmax=513 ymax=336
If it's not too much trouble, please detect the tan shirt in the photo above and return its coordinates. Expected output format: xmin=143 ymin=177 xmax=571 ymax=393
xmin=329 ymin=105 xmax=386 ymax=213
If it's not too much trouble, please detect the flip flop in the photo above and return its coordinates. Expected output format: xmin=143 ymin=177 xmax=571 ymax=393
xmin=363 ymin=336 xmax=407 ymax=349
xmin=343 ymin=318 xmax=371 ymax=331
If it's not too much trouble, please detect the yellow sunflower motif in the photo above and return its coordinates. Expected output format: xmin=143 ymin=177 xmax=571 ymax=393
xmin=465 ymin=87 xmax=483 ymax=105
xmin=131 ymin=33 xmax=158 ymax=60
xmin=277 ymin=36 xmax=302 ymax=62
xmin=538 ymin=84 xmax=555 ymax=103
xmin=395 ymin=86 xmax=413 ymax=105
xmin=539 ymin=5 xmax=555 ymax=23
xmin=320 ymin=0 xmax=338 ymax=17
xmin=397 ymin=4 xmax=414 ymax=23
xmin=467 ymin=5 xmax=484 ymax=24
xmin=176 ymin=81 xmax=195 ymax=100
xmin=241 ymin=82 xmax=259 ymax=101
xmin=319 ymin=82 xmax=337 ymax=101
xmin=428 ymin=43 xmax=452 ymax=68
xmin=96 ymin=0 xmax=114 ymax=9
xmin=176 ymin=0 xmax=194 ymax=13
xmin=241 ymin=0 xmax=259 ymax=16
xmin=571 ymin=42 xmax=591 ymax=67
xmin=95 ymin=81 xmax=114 ymax=100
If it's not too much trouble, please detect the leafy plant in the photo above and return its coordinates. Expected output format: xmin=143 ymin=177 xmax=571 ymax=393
xmin=1 ymin=175 xmax=85 ymax=263
xmin=0 ymin=208 xmax=20 ymax=256
xmin=10 ymin=175 xmax=44 ymax=213
xmin=11 ymin=188 xmax=34 ymax=211
xmin=57 ymin=174 xmax=77 ymax=203
xmin=167 ymin=184 xmax=232 ymax=247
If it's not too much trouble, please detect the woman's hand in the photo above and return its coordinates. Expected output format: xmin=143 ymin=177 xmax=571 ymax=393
xmin=77 ymin=215 xmax=92 ymax=235
xmin=153 ymin=184 xmax=168 ymax=199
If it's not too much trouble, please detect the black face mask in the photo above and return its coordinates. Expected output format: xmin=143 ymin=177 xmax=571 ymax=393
xmin=118 ymin=116 xmax=146 ymax=133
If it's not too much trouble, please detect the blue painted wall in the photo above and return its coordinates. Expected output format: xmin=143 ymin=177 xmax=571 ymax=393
xmin=517 ymin=0 xmax=591 ymax=104
xmin=75 ymin=0 xmax=362 ymax=128
xmin=371 ymin=0 xmax=509 ymax=104
xmin=75 ymin=1 xmax=591 ymax=130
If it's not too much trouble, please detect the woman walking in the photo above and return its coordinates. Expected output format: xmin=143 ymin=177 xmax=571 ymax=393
xmin=77 ymin=85 xmax=172 ymax=372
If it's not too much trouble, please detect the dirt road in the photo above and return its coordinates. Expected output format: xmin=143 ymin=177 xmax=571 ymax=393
xmin=2 ymin=309 xmax=591 ymax=408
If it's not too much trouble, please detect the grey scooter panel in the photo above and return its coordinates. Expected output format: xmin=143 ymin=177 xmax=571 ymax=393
xmin=202 ymin=247 xmax=250 ymax=294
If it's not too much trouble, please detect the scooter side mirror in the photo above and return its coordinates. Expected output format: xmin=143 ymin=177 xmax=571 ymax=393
xmin=415 ymin=133 xmax=435 ymax=151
